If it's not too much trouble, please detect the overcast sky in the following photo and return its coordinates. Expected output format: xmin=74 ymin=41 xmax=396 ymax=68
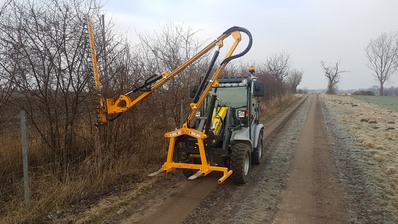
xmin=103 ymin=0 xmax=398 ymax=90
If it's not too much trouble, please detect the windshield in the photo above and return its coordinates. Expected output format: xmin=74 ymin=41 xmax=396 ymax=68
xmin=212 ymin=86 xmax=247 ymax=108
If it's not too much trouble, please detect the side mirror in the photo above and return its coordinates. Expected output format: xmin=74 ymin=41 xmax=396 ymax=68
xmin=253 ymin=82 xmax=264 ymax=97
xmin=190 ymin=85 xmax=198 ymax=98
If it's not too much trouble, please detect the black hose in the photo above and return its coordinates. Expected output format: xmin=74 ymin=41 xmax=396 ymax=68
xmin=133 ymin=74 xmax=162 ymax=92
xmin=193 ymin=50 xmax=220 ymax=103
xmin=220 ymin=26 xmax=253 ymax=65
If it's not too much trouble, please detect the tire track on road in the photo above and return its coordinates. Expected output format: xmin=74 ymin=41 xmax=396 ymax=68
xmin=272 ymin=94 xmax=348 ymax=224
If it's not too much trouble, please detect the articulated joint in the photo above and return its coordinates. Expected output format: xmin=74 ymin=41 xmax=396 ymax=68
xmin=190 ymin=103 xmax=198 ymax=111
xmin=212 ymin=80 xmax=220 ymax=87
xmin=107 ymin=95 xmax=133 ymax=114
xmin=162 ymin=72 xmax=170 ymax=79
xmin=231 ymin=30 xmax=242 ymax=41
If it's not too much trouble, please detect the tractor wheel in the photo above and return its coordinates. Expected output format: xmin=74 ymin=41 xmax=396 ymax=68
xmin=230 ymin=142 xmax=251 ymax=184
xmin=252 ymin=130 xmax=264 ymax=165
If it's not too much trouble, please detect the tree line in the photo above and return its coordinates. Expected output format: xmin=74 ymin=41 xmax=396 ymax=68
xmin=321 ymin=31 xmax=398 ymax=95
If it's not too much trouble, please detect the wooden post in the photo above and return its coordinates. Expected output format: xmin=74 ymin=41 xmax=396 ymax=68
xmin=20 ymin=110 xmax=30 ymax=209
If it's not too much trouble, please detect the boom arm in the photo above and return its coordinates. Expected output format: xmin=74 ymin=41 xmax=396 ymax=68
xmin=88 ymin=17 xmax=252 ymax=125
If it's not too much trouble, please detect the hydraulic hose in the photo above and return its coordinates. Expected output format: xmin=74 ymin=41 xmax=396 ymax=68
xmin=220 ymin=26 xmax=253 ymax=66
xmin=193 ymin=50 xmax=220 ymax=103
xmin=133 ymin=74 xmax=163 ymax=93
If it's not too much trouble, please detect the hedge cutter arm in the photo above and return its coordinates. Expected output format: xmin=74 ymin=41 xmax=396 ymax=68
xmin=88 ymin=17 xmax=253 ymax=184
xmin=88 ymin=17 xmax=251 ymax=126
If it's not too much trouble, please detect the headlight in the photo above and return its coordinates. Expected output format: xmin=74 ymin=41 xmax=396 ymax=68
xmin=237 ymin=110 xmax=246 ymax=118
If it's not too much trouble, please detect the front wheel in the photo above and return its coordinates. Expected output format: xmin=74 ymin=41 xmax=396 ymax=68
xmin=252 ymin=130 xmax=264 ymax=165
xmin=230 ymin=142 xmax=251 ymax=184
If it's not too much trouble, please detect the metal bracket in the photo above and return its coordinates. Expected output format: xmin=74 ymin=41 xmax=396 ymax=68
xmin=188 ymin=171 xmax=204 ymax=180
xmin=148 ymin=169 xmax=165 ymax=177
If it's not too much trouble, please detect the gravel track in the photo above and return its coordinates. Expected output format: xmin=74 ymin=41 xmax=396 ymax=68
xmin=182 ymin=95 xmax=311 ymax=224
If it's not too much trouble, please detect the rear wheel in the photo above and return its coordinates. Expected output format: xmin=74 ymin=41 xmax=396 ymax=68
xmin=230 ymin=142 xmax=251 ymax=184
xmin=252 ymin=130 xmax=264 ymax=165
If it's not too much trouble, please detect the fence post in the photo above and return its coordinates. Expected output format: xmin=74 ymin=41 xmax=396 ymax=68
xmin=20 ymin=110 xmax=30 ymax=209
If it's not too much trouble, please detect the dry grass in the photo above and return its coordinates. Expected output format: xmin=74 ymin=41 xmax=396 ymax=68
xmin=261 ymin=94 xmax=303 ymax=122
xmin=0 ymin=109 xmax=171 ymax=223
xmin=321 ymin=94 xmax=398 ymax=216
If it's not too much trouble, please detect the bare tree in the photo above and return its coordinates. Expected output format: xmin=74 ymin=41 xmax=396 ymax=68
xmin=0 ymin=42 xmax=18 ymax=126
xmin=264 ymin=51 xmax=291 ymax=82
xmin=321 ymin=60 xmax=346 ymax=94
xmin=0 ymin=0 xmax=15 ymax=122
xmin=0 ymin=0 xmax=111 ymax=181
xmin=137 ymin=23 xmax=206 ymax=127
xmin=287 ymin=69 xmax=303 ymax=93
xmin=365 ymin=32 xmax=398 ymax=96
xmin=0 ymin=0 xmax=11 ymax=15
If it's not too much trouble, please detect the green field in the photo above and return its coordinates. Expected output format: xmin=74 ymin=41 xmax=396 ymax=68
xmin=351 ymin=95 xmax=398 ymax=112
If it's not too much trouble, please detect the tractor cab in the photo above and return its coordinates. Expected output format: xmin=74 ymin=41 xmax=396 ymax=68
xmin=182 ymin=72 xmax=265 ymax=184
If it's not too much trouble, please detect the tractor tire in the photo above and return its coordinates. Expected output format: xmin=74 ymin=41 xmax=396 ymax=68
xmin=230 ymin=142 xmax=251 ymax=184
xmin=252 ymin=130 xmax=264 ymax=165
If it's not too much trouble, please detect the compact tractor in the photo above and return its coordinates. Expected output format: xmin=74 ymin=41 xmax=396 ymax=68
xmin=88 ymin=18 xmax=264 ymax=184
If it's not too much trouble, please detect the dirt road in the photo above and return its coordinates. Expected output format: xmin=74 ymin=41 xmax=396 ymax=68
xmin=116 ymin=94 xmax=350 ymax=223
xmin=272 ymin=94 xmax=348 ymax=224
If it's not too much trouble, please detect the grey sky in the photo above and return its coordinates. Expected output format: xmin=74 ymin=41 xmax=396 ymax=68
xmin=103 ymin=0 xmax=398 ymax=90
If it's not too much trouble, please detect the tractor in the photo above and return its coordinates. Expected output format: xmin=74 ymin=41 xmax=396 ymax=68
xmin=88 ymin=17 xmax=264 ymax=184
xmin=174 ymin=73 xmax=265 ymax=184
